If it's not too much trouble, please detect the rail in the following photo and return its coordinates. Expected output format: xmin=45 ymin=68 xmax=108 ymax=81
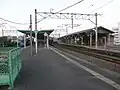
xmin=53 ymin=43 xmax=120 ymax=65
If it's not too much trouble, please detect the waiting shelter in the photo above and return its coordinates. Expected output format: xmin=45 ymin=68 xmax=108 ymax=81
xmin=17 ymin=29 xmax=54 ymax=47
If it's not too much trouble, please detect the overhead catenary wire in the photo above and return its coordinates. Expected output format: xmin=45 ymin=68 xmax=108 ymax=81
xmin=0 ymin=17 xmax=29 ymax=25
xmin=56 ymin=0 xmax=84 ymax=13
xmin=83 ymin=0 xmax=114 ymax=21
xmin=37 ymin=0 xmax=84 ymax=23
xmin=90 ymin=0 xmax=114 ymax=13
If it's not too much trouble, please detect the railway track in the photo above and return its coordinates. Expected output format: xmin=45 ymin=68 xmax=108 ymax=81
xmin=53 ymin=43 xmax=120 ymax=65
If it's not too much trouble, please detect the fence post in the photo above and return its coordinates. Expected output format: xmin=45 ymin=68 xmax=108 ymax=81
xmin=16 ymin=48 xmax=19 ymax=73
xmin=8 ymin=51 xmax=14 ymax=90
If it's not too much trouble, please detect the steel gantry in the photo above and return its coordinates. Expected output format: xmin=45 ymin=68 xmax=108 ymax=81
xmin=37 ymin=11 xmax=101 ymax=29
xmin=36 ymin=9 xmax=101 ymax=48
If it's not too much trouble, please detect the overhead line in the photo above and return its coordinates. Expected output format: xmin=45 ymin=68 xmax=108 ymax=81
xmin=83 ymin=0 xmax=114 ymax=20
xmin=37 ymin=0 xmax=84 ymax=23
xmin=90 ymin=0 xmax=114 ymax=13
xmin=56 ymin=0 xmax=84 ymax=13
xmin=0 ymin=18 xmax=29 ymax=25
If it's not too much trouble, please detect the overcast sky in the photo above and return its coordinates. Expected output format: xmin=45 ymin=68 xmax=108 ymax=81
xmin=0 ymin=0 xmax=120 ymax=36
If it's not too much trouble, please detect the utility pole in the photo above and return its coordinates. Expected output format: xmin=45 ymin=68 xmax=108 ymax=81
xmin=95 ymin=13 xmax=98 ymax=48
xmin=30 ymin=14 xmax=32 ymax=56
xmin=35 ymin=9 xmax=38 ymax=54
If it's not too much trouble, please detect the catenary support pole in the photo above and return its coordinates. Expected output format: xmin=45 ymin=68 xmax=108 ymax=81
xmin=95 ymin=13 xmax=98 ymax=48
xmin=30 ymin=14 xmax=33 ymax=56
xmin=35 ymin=9 xmax=38 ymax=54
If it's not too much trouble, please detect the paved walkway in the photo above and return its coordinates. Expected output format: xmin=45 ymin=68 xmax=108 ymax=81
xmin=2 ymin=47 xmax=120 ymax=90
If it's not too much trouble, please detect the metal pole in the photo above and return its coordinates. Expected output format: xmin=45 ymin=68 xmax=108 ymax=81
xmin=2 ymin=29 xmax=4 ymax=37
xmin=47 ymin=34 xmax=49 ymax=49
xmin=66 ymin=27 xmax=68 ymax=35
xmin=90 ymin=33 xmax=92 ymax=47
xmin=95 ymin=13 xmax=98 ymax=48
xmin=71 ymin=15 xmax=73 ymax=29
xmin=16 ymin=30 xmax=19 ymax=47
xmin=59 ymin=33 xmax=60 ymax=38
xmin=81 ymin=36 xmax=83 ymax=45
xmin=24 ymin=34 xmax=26 ymax=48
xmin=35 ymin=9 xmax=38 ymax=54
xmin=108 ymin=34 xmax=110 ymax=45
xmin=30 ymin=14 xmax=32 ymax=56
xmin=104 ymin=37 xmax=106 ymax=49
xmin=2 ymin=29 xmax=4 ymax=47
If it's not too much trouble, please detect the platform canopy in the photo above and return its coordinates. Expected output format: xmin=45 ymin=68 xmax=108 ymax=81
xmin=59 ymin=26 xmax=114 ymax=39
xmin=17 ymin=29 xmax=54 ymax=39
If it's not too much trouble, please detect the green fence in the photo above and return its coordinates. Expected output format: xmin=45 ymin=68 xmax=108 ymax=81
xmin=0 ymin=47 xmax=21 ymax=90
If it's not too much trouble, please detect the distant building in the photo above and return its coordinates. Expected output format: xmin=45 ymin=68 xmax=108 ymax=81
xmin=113 ymin=27 xmax=120 ymax=45
xmin=0 ymin=36 xmax=8 ymax=46
xmin=7 ymin=36 xmax=17 ymax=42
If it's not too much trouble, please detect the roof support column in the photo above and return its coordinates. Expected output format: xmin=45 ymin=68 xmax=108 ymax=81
xmin=90 ymin=33 xmax=92 ymax=47
xmin=71 ymin=35 xmax=74 ymax=44
xmin=47 ymin=34 xmax=49 ymax=49
xmin=107 ymin=34 xmax=110 ymax=45
xmin=103 ymin=36 xmax=107 ymax=49
xmin=74 ymin=36 xmax=77 ymax=44
xmin=80 ymin=36 xmax=84 ymax=45
xmin=24 ymin=34 xmax=26 ymax=48
xmin=70 ymin=36 xmax=72 ymax=44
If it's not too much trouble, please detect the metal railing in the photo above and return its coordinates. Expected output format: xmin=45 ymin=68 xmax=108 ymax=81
xmin=0 ymin=47 xmax=21 ymax=90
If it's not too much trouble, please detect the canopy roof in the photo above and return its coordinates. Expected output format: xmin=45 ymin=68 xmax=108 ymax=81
xmin=18 ymin=29 xmax=54 ymax=39
xmin=59 ymin=26 xmax=114 ymax=39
